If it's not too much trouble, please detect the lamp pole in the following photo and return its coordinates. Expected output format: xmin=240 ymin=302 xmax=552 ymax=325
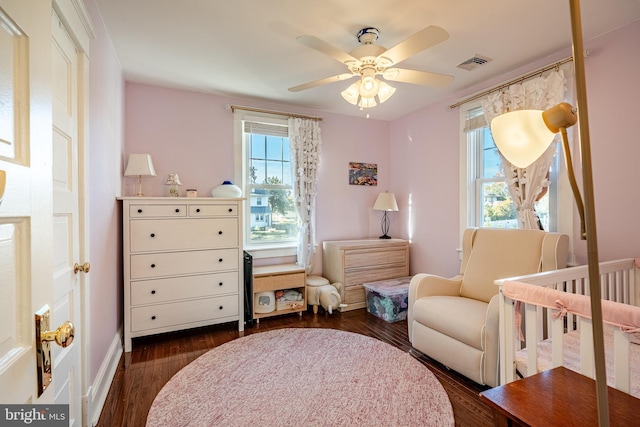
xmin=569 ymin=0 xmax=608 ymax=425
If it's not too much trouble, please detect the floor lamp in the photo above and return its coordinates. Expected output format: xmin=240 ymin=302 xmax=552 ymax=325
xmin=490 ymin=1 xmax=608 ymax=424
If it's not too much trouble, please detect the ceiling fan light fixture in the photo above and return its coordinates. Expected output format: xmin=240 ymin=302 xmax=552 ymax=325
xmin=377 ymin=81 xmax=396 ymax=103
xmin=359 ymin=76 xmax=379 ymax=98
xmin=341 ymin=82 xmax=360 ymax=105
xmin=359 ymin=96 xmax=377 ymax=109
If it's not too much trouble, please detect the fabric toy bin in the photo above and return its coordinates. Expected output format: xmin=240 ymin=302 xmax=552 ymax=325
xmin=363 ymin=276 xmax=412 ymax=323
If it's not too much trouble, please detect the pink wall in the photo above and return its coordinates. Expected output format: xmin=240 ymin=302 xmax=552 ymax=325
xmin=84 ymin=0 xmax=125 ymax=383
xmin=389 ymin=102 xmax=461 ymax=276
xmin=124 ymin=85 xmax=391 ymax=273
xmin=575 ymin=21 xmax=640 ymax=263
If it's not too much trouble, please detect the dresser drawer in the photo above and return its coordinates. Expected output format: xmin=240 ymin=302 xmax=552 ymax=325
xmin=130 ymin=218 xmax=238 ymax=252
xmin=343 ymin=266 xmax=409 ymax=287
xmin=344 ymin=247 xmax=407 ymax=269
xmin=189 ymin=204 xmax=238 ymax=217
xmin=253 ymin=272 xmax=306 ymax=292
xmin=130 ymin=271 xmax=239 ymax=305
xmin=130 ymin=248 xmax=238 ymax=279
xmin=130 ymin=294 xmax=239 ymax=332
xmin=129 ymin=204 xmax=187 ymax=218
xmin=344 ymin=285 xmax=366 ymax=305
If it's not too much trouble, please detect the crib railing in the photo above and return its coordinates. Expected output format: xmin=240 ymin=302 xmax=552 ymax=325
xmin=495 ymin=258 xmax=639 ymax=390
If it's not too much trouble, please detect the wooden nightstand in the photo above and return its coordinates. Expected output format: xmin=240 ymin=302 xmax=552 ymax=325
xmin=480 ymin=367 xmax=639 ymax=426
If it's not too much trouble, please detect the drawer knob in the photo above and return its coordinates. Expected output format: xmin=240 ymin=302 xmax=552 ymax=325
xmin=218 ymin=231 xmax=223 ymax=235
xmin=150 ymin=233 xmax=155 ymax=238
xmin=151 ymin=290 xmax=156 ymax=294
xmin=137 ymin=209 xmax=143 ymax=213
xmin=196 ymin=208 xmax=201 ymax=213
xmin=218 ymin=258 xmax=223 ymax=263
xmin=219 ymin=306 xmax=223 ymax=310
xmin=151 ymin=316 xmax=156 ymax=320
xmin=175 ymin=208 xmax=180 ymax=213
xmin=151 ymin=263 xmax=156 ymax=268
xmin=218 ymin=282 xmax=223 ymax=286
xmin=228 ymin=208 xmax=233 ymax=213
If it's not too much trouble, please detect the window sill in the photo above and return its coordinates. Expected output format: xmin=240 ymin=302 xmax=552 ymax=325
xmin=245 ymin=244 xmax=297 ymax=259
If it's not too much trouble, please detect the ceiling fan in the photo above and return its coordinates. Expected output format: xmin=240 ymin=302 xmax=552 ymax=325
xmin=288 ymin=26 xmax=454 ymax=109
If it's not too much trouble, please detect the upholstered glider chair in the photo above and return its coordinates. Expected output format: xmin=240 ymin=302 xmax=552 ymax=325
xmin=408 ymin=227 xmax=569 ymax=387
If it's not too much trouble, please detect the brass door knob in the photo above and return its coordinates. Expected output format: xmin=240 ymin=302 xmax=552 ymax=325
xmin=74 ymin=262 xmax=90 ymax=274
xmin=41 ymin=321 xmax=75 ymax=348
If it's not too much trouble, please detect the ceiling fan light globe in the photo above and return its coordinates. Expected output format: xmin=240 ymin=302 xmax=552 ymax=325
xmin=490 ymin=109 xmax=556 ymax=168
xmin=359 ymin=96 xmax=377 ymax=109
xmin=341 ymin=83 xmax=360 ymax=105
xmin=359 ymin=76 xmax=379 ymax=98
xmin=377 ymin=81 xmax=396 ymax=103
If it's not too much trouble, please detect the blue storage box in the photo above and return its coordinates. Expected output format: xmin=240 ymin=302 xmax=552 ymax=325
xmin=363 ymin=276 xmax=412 ymax=322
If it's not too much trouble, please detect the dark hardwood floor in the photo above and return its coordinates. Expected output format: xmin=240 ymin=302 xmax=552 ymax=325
xmin=97 ymin=308 xmax=494 ymax=427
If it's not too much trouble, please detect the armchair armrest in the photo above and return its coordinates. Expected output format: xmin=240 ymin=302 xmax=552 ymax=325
xmin=409 ymin=273 xmax=462 ymax=302
xmin=408 ymin=274 xmax=462 ymax=341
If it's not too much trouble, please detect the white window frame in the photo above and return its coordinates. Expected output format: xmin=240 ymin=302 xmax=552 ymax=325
xmin=234 ymin=110 xmax=298 ymax=259
xmin=459 ymin=99 xmax=575 ymax=261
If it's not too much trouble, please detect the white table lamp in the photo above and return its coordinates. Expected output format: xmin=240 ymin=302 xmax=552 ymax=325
xmin=125 ymin=154 xmax=157 ymax=196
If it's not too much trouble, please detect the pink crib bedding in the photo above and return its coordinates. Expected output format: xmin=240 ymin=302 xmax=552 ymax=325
xmin=515 ymin=324 xmax=640 ymax=398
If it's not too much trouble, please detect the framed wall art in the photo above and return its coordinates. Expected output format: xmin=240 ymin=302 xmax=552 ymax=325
xmin=349 ymin=162 xmax=377 ymax=186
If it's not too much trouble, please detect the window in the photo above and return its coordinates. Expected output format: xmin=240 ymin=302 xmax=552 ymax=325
xmin=234 ymin=112 xmax=299 ymax=254
xmin=460 ymin=102 xmax=557 ymax=231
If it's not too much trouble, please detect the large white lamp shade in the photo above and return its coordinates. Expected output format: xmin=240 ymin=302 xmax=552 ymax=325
xmin=490 ymin=103 xmax=577 ymax=168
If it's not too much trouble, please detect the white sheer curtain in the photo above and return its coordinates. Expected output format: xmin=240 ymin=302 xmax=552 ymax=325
xmin=289 ymin=117 xmax=322 ymax=273
xmin=481 ymin=70 xmax=567 ymax=229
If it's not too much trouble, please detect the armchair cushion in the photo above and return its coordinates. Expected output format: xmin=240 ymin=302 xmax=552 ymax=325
xmin=459 ymin=229 xmax=547 ymax=303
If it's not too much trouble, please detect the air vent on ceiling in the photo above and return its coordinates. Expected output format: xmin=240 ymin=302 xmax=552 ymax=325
xmin=457 ymin=54 xmax=492 ymax=71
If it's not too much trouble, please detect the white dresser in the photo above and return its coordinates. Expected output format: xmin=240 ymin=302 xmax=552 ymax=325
xmin=119 ymin=197 xmax=244 ymax=351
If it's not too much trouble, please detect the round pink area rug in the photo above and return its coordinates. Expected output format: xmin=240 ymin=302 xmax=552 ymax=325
xmin=146 ymin=328 xmax=454 ymax=426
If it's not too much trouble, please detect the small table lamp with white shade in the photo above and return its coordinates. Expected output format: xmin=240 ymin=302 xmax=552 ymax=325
xmin=373 ymin=192 xmax=398 ymax=239
xmin=124 ymin=154 xmax=157 ymax=196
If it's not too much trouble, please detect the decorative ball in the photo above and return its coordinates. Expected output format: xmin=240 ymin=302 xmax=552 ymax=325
xmin=211 ymin=180 xmax=242 ymax=198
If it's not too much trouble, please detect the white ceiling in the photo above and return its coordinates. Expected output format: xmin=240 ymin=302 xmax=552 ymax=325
xmin=95 ymin=0 xmax=640 ymax=121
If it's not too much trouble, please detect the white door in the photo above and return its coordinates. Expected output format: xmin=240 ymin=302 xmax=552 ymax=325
xmin=51 ymin=9 xmax=84 ymax=427
xmin=0 ymin=2 xmax=86 ymax=425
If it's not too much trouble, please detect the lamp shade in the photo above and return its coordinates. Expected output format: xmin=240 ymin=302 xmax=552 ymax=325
xmin=341 ymin=83 xmax=360 ymax=105
xmin=124 ymin=154 xmax=157 ymax=177
xmin=490 ymin=103 xmax=577 ymax=169
xmin=373 ymin=192 xmax=398 ymax=211
xmin=377 ymin=81 xmax=396 ymax=103
xmin=490 ymin=110 xmax=556 ymax=168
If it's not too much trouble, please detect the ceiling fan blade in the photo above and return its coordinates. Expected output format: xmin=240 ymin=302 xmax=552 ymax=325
xmin=377 ymin=26 xmax=449 ymax=66
xmin=383 ymin=68 xmax=454 ymax=88
xmin=288 ymin=73 xmax=355 ymax=92
xmin=296 ymin=35 xmax=358 ymax=65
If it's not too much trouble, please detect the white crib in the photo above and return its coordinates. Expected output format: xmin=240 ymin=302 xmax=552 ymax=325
xmin=496 ymin=258 xmax=640 ymax=396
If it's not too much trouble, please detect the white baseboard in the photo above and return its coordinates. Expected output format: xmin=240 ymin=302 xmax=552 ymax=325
xmin=87 ymin=331 xmax=123 ymax=426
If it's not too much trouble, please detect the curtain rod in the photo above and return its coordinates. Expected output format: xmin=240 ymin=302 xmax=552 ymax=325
xmin=227 ymin=104 xmax=323 ymax=121
xmin=447 ymin=56 xmax=574 ymax=110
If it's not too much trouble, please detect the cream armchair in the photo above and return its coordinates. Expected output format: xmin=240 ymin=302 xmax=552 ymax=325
xmin=408 ymin=227 xmax=569 ymax=387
